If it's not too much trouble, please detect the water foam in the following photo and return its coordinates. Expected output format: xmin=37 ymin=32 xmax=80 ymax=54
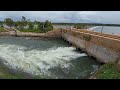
xmin=0 ymin=44 xmax=86 ymax=76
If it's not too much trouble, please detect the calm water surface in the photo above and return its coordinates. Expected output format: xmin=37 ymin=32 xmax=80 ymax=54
xmin=90 ymin=26 xmax=120 ymax=35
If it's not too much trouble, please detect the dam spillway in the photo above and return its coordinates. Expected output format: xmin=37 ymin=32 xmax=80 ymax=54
xmin=0 ymin=36 xmax=100 ymax=79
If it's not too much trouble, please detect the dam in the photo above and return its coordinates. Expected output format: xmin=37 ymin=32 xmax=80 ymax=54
xmin=61 ymin=28 xmax=120 ymax=63
xmin=0 ymin=27 xmax=120 ymax=79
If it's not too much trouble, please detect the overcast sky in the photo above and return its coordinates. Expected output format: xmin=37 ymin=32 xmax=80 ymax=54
xmin=0 ymin=11 xmax=120 ymax=24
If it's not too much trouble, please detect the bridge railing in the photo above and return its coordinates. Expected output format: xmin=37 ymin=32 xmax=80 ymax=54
xmin=63 ymin=28 xmax=120 ymax=40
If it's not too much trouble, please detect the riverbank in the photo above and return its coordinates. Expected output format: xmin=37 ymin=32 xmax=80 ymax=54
xmin=0 ymin=57 xmax=43 ymax=79
xmin=89 ymin=62 xmax=120 ymax=79
xmin=0 ymin=65 xmax=43 ymax=79
xmin=0 ymin=65 xmax=20 ymax=79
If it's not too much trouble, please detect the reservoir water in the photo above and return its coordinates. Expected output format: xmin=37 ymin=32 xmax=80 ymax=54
xmin=89 ymin=26 xmax=120 ymax=35
xmin=0 ymin=36 xmax=100 ymax=79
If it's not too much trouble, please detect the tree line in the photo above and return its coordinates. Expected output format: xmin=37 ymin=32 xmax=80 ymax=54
xmin=1 ymin=16 xmax=53 ymax=33
xmin=52 ymin=23 xmax=120 ymax=26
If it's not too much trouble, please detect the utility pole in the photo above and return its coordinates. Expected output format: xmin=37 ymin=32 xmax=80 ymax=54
xmin=101 ymin=25 xmax=104 ymax=33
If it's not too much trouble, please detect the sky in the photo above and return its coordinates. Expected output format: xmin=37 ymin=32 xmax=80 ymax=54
xmin=0 ymin=11 xmax=120 ymax=24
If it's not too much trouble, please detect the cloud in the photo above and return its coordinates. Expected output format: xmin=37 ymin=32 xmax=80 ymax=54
xmin=0 ymin=11 xmax=120 ymax=24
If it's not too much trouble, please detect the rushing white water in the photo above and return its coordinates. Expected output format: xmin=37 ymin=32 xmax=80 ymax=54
xmin=0 ymin=44 xmax=87 ymax=77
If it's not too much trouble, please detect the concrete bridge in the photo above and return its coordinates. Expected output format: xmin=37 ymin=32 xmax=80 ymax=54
xmin=61 ymin=28 xmax=120 ymax=64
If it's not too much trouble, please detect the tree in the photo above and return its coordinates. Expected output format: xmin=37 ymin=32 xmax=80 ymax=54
xmin=14 ymin=21 xmax=23 ymax=29
xmin=74 ymin=24 xmax=86 ymax=29
xmin=0 ymin=21 xmax=3 ymax=25
xmin=44 ymin=20 xmax=53 ymax=32
xmin=21 ymin=16 xmax=26 ymax=22
xmin=34 ymin=20 xmax=38 ymax=24
xmin=38 ymin=22 xmax=44 ymax=31
xmin=14 ymin=21 xmax=22 ymax=29
xmin=27 ymin=19 xmax=31 ymax=22
xmin=44 ymin=20 xmax=49 ymax=27
xmin=4 ymin=18 xmax=14 ymax=27
xmin=21 ymin=16 xmax=27 ymax=29
xmin=28 ymin=22 xmax=34 ymax=29
xmin=14 ymin=21 xmax=19 ymax=28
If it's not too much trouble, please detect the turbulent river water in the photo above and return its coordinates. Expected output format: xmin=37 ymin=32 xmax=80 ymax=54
xmin=0 ymin=36 xmax=101 ymax=79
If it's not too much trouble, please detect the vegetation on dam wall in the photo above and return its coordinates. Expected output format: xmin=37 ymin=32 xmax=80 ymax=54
xmin=83 ymin=35 xmax=91 ymax=41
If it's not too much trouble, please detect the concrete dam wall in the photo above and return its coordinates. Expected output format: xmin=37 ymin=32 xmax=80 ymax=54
xmin=61 ymin=29 xmax=120 ymax=63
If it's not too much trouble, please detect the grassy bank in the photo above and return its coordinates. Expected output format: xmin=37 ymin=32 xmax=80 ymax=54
xmin=0 ymin=27 xmax=6 ymax=32
xmin=0 ymin=60 xmax=44 ymax=79
xmin=95 ymin=62 xmax=120 ymax=79
xmin=0 ymin=64 xmax=43 ymax=79
xmin=0 ymin=65 xmax=22 ymax=79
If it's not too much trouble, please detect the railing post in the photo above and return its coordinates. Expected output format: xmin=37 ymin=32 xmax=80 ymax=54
xmin=101 ymin=26 xmax=104 ymax=33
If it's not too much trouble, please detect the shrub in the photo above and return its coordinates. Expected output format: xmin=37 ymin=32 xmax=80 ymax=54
xmin=74 ymin=24 xmax=86 ymax=29
xmin=83 ymin=35 xmax=91 ymax=41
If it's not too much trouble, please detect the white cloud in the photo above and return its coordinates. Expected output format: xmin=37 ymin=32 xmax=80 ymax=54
xmin=0 ymin=11 xmax=120 ymax=24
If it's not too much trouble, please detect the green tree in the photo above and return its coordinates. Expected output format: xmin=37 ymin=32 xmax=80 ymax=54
xmin=21 ymin=16 xmax=26 ymax=22
xmin=14 ymin=21 xmax=23 ymax=29
xmin=21 ymin=16 xmax=27 ymax=29
xmin=74 ymin=24 xmax=86 ymax=29
xmin=38 ymin=22 xmax=44 ymax=31
xmin=0 ymin=21 xmax=3 ymax=25
xmin=14 ymin=21 xmax=20 ymax=28
xmin=34 ymin=20 xmax=38 ymax=24
xmin=28 ymin=22 xmax=34 ymax=29
xmin=4 ymin=18 xmax=14 ymax=27
xmin=27 ymin=19 xmax=31 ymax=22
xmin=44 ymin=20 xmax=53 ymax=32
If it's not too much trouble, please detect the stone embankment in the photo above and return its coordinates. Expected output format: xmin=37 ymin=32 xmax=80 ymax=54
xmin=0 ymin=29 xmax=62 ymax=38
